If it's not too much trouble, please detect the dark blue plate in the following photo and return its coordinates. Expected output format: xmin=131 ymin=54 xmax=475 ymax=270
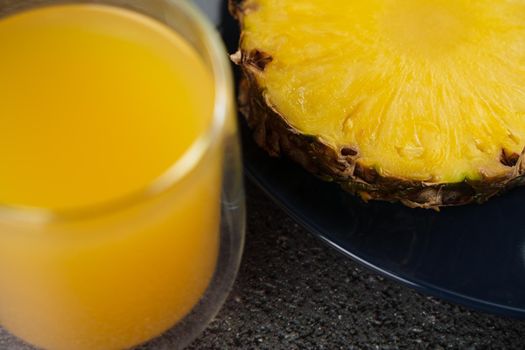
xmin=199 ymin=0 xmax=525 ymax=318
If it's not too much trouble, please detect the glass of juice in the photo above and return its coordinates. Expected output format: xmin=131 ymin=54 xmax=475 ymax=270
xmin=0 ymin=0 xmax=244 ymax=349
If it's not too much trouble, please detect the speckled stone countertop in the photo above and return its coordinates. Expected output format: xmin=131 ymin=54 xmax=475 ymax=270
xmin=188 ymin=182 xmax=525 ymax=349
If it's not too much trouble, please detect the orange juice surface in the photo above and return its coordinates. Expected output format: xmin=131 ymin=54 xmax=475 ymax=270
xmin=0 ymin=4 xmax=220 ymax=350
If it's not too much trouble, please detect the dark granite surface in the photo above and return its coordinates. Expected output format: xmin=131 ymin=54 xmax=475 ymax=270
xmin=188 ymin=182 xmax=525 ymax=349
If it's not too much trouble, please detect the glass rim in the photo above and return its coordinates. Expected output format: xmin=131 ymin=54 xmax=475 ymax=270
xmin=0 ymin=0 xmax=232 ymax=224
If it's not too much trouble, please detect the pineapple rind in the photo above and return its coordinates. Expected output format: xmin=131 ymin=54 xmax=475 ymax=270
xmin=238 ymin=73 xmax=525 ymax=209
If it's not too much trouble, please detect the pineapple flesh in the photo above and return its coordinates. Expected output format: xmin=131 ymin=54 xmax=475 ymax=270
xmin=232 ymin=0 xmax=525 ymax=208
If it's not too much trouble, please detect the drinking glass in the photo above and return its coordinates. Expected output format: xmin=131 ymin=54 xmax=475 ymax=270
xmin=0 ymin=0 xmax=245 ymax=349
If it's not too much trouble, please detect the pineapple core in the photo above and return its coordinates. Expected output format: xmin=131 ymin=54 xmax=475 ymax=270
xmin=242 ymin=0 xmax=525 ymax=182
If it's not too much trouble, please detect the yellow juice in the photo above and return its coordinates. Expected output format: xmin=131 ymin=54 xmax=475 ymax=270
xmin=0 ymin=4 xmax=220 ymax=350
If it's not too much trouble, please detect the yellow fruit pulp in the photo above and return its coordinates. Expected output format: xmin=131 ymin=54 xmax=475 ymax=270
xmin=242 ymin=0 xmax=525 ymax=182
xmin=0 ymin=4 xmax=220 ymax=350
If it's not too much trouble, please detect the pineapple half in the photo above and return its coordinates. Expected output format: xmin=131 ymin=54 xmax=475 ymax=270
xmin=231 ymin=0 xmax=525 ymax=209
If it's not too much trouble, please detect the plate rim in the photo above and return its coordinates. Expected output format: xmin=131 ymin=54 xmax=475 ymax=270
xmin=245 ymin=165 xmax=525 ymax=319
